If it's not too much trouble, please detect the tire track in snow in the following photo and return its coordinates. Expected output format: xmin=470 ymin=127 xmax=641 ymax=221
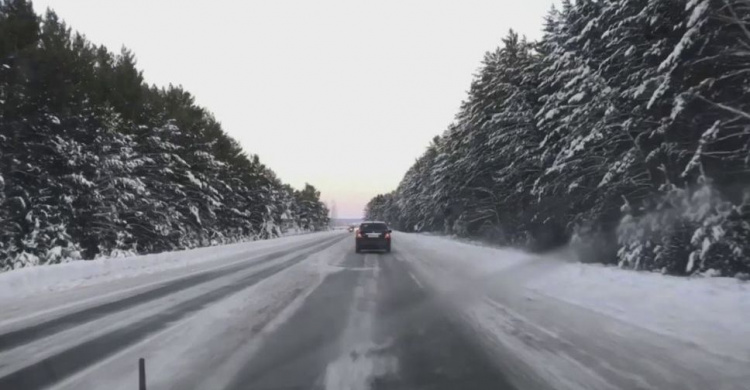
xmin=0 ymin=235 xmax=342 ymax=353
xmin=0 ymin=234 xmax=347 ymax=390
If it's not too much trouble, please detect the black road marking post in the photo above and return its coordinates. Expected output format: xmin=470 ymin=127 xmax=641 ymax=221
xmin=138 ymin=358 xmax=146 ymax=390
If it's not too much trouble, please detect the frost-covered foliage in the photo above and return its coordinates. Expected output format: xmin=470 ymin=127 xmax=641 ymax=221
xmin=367 ymin=0 xmax=750 ymax=276
xmin=0 ymin=1 xmax=328 ymax=270
xmin=619 ymin=184 xmax=750 ymax=276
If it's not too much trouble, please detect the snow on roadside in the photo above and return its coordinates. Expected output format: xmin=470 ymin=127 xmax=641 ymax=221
xmin=528 ymin=261 xmax=750 ymax=361
xmin=55 ymin=235 xmax=352 ymax=390
xmin=397 ymin=232 xmax=749 ymax=356
xmin=395 ymin=232 xmax=535 ymax=278
xmin=0 ymin=231 xmax=340 ymax=300
xmin=394 ymin=232 xmax=750 ymax=389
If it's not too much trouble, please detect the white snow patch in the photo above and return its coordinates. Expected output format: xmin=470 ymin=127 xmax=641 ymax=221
xmin=682 ymin=120 xmax=721 ymax=178
xmin=658 ymin=4 xmax=707 ymax=73
xmin=568 ymin=92 xmax=586 ymax=104
xmin=687 ymin=0 xmax=709 ymax=27
xmin=670 ymin=94 xmax=688 ymax=120
xmin=530 ymin=261 xmax=750 ymax=361
xmin=184 ymin=170 xmax=204 ymax=188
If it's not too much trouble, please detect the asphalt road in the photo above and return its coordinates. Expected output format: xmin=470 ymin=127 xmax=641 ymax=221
xmin=226 ymin=249 xmax=513 ymax=390
xmin=0 ymin=233 xmax=514 ymax=390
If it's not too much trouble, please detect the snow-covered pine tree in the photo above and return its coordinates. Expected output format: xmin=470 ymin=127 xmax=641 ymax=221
xmin=614 ymin=0 xmax=750 ymax=275
xmin=1 ymin=1 xmax=332 ymax=269
xmin=366 ymin=0 xmax=750 ymax=277
xmin=533 ymin=0 xmax=631 ymax=260
xmin=482 ymin=31 xmax=546 ymax=246
xmin=294 ymin=184 xmax=329 ymax=232
xmin=449 ymin=47 xmax=506 ymax=237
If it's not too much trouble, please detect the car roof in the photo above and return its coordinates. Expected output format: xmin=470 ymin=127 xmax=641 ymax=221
xmin=361 ymin=221 xmax=387 ymax=225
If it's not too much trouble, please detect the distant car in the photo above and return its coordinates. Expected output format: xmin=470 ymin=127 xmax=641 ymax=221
xmin=355 ymin=221 xmax=391 ymax=253
xmin=348 ymin=225 xmax=355 ymax=233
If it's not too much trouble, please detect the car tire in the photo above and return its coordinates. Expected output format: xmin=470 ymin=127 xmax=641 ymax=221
xmin=385 ymin=245 xmax=391 ymax=253
xmin=355 ymin=246 xmax=361 ymax=253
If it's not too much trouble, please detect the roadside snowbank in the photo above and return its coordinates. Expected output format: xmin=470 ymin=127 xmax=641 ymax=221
xmin=395 ymin=232 xmax=750 ymax=390
xmin=398 ymin=233 xmax=749 ymax=350
xmin=529 ymin=261 xmax=750 ymax=360
xmin=0 ymin=231 xmax=340 ymax=300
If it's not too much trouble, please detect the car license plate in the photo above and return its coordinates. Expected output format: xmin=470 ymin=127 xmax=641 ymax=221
xmin=366 ymin=233 xmax=381 ymax=238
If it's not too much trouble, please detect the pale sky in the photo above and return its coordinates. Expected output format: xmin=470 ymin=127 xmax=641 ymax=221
xmin=33 ymin=0 xmax=557 ymax=218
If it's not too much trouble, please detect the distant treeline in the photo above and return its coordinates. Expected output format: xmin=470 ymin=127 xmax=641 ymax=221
xmin=0 ymin=0 xmax=329 ymax=270
xmin=366 ymin=0 xmax=750 ymax=277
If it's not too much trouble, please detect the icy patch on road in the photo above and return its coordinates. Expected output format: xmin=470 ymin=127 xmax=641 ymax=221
xmin=325 ymin=342 xmax=398 ymax=390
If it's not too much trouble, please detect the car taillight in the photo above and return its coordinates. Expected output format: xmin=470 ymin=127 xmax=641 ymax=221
xmin=385 ymin=233 xmax=391 ymax=239
xmin=357 ymin=231 xmax=363 ymax=238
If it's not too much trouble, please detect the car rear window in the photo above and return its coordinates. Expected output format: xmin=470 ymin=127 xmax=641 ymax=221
xmin=359 ymin=223 xmax=388 ymax=232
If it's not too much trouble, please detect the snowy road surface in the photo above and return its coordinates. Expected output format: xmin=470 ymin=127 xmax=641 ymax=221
xmin=0 ymin=231 xmax=747 ymax=390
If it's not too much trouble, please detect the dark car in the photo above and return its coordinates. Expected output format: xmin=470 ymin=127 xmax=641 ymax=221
xmin=355 ymin=221 xmax=391 ymax=253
